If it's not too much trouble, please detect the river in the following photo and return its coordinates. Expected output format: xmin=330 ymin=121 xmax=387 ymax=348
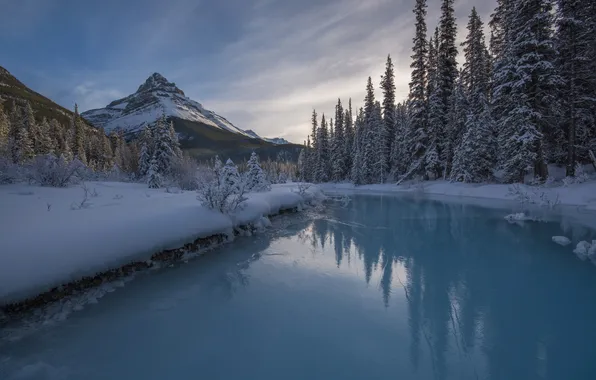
xmin=2 ymin=194 xmax=596 ymax=380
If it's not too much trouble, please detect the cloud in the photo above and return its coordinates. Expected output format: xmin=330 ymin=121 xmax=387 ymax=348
xmin=73 ymin=82 xmax=124 ymax=111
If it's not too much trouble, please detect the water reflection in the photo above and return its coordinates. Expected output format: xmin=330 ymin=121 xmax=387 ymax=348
xmin=302 ymin=195 xmax=596 ymax=380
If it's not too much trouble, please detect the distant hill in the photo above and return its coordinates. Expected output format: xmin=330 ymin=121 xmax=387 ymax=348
xmin=0 ymin=65 xmax=93 ymax=129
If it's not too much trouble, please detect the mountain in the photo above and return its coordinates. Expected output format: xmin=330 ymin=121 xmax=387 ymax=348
xmin=82 ymin=73 xmax=299 ymax=160
xmin=244 ymin=129 xmax=290 ymax=145
xmin=0 ymin=65 xmax=93 ymax=128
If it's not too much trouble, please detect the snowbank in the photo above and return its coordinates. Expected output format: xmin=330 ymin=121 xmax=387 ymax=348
xmin=0 ymin=182 xmax=322 ymax=304
xmin=320 ymin=179 xmax=596 ymax=210
xmin=552 ymin=236 xmax=572 ymax=247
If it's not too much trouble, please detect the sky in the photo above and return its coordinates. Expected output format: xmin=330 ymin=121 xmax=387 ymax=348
xmin=0 ymin=0 xmax=496 ymax=143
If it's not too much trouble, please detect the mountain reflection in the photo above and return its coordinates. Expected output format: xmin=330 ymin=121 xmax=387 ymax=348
xmin=300 ymin=194 xmax=596 ymax=380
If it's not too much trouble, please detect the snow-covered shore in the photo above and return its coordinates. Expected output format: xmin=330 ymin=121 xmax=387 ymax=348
xmin=320 ymin=180 xmax=596 ymax=211
xmin=0 ymin=182 xmax=321 ymax=304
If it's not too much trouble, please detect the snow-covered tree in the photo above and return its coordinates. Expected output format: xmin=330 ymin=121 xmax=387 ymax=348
xmin=351 ymin=109 xmax=364 ymax=185
xmin=462 ymin=8 xmax=490 ymax=99
xmin=147 ymin=156 xmax=161 ymax=188
xmin=0 ymin=103 xmax=9 ymax=155
xmin=138 ymin=125 xmax=153 ymax=177
xmin=197 ymin=157 xmax=247 ymax=214
xmin=246 ymin=152 xmax=270 ymax=192
xmin=36 ymin=117 xmax=54 ymax=155
xmin=168 ymin=120 xmax=182 ymax=159
xmin=444 ymin=78 xmax=469 ymax=176
xmin=556 ymin=0 xmax=596 ymax=175
xmin=381 ymin=55 xmax=396 ymax=173
xmin=315 ymin=114 xmax=330 ymax=182
xmin=71 ymin=104 xmax=87 ymax=165
xmin=498 ymin=0 xmax=561 ymax=182
xmin=150 ymin=114 xmax=176 ymax=183
xmin=343 ymin=99 xmax=354 ymax=176
xmin=297 ymin=147 xmax=306 ymax=181
xmin=331 ymin=99 xmax=346 ymax=182
xmin=451 ymin=94 xmax=495 ymax=182
xmin=9 ymin=102 xmax=32 ymax=164
xmin=407 ymin=0 xmax=429 ymax=178
xmin=391 ymin=102 xmax=410 ymax=177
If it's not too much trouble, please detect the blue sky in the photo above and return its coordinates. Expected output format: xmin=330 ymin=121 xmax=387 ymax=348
xmin=0 ymin=0 xmax=495 ymax=143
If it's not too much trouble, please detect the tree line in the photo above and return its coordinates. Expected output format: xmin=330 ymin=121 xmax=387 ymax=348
xmin=299 ymin=0 xmax=596 ymax=184
xmin=0 ymin=99 xmax=138 ymax=175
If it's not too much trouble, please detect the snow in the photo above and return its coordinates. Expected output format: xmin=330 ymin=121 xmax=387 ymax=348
xmin=0 ymin=182 xmax=322 ymax=304
xmin=505 ymin=213 xmax=531 ymax=222
xmin=573 ymin=241 xmax=594 ymax=260
xmin=320 ymin=179 xmax=596 ymax=210
xmin=552 ymin=236 xmax=572 ymax=246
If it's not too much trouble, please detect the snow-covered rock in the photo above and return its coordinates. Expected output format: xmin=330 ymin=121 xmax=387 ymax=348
xmin=552 ymin=236 xmax=572 ymax=246
xmin=505 ymin=213 xmax=530 ymax=223
xmin=82 ymin=73 xmax=252 ymax=137
xmin=573 ymin=241 xmax=593 ymax=260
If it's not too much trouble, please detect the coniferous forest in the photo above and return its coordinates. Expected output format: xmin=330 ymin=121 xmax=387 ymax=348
xmin=299 ymin=0 xmax=596 ymax=185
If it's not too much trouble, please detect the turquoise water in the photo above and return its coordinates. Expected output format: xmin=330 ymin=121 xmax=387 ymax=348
xmin=2 ymin=195 xmax=596 ymax=380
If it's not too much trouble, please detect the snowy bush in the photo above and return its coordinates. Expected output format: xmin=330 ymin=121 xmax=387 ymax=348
xmin=27 ymin=154 xmax=84 ymax=187
xmin=197 ymin=157 xmax=248 ymax=214
xmin=0 ymin=156 xmax=21 ymax=184
xmin=507 ymin=183 xmax=560 ymax=209
xmin=170 ymin=155 xmax=199 ymax=191
xmin=562 ymin=163 xmax=590 ymax=186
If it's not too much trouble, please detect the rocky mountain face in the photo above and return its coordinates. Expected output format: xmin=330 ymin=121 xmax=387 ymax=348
xmin=82 ymin=73 xmax=252 ymax=137
xmin=82 ymin=73 xmax=297 ymax=159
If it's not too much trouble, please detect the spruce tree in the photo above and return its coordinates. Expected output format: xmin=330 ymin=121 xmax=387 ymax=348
xmin=246 ymin=152 xmax=270 ymax=192
xmin=0 ymin=103 xmax=9 ymax=154
xmin=407 ymin=0 xmax=429 ymax=177
xmin=315 ymin=114 xmax=330 ymax=182
xmin=501 ymin=0 xmax=561 ymax=182
xmin=351 ymin=109 xmax=365 ymax=185
xmin=37 ymin=117 xmax=54 ymax=155
xmin=138 ymin=125 xmax=153 ymax=177
xmin=307 ymin=110 xmax=318 ymax=183
xmin=462 ymin=8 xmax=490 ymax=99
xmin=556 ymin=0 xmax=596 ymax=175
xmin=151 ymin=115 xmax=175 ymax=179
xmin=381 ymin=55 xmax=396 ymax=173
xmin=72 ymin=104 xmax=87 ymax=165
xmin=169 ymin=121 xmax=182 ymax=160
xmin=343 ymin=99 xmax=354 ymax=177
xmin=451 ymin=94 xmax=495 ymax=182
xmin=147 ymin=156 xmax=161 ymax=188
xmin=9 ymin=102 xmax=32 ymax=163
xmin=331 ymin=99 xmax=346 ymax=182
xmin=222 ymin=158 xmax=242 ymax=194
xmin=444 ymin=78 xmax=469 ymax=176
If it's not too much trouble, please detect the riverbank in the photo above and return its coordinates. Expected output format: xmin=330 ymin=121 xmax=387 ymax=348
xmin=320 ymin=179 xmax=596 ymax=211
xmin=0 ymin=182 xmax=322 ymax=307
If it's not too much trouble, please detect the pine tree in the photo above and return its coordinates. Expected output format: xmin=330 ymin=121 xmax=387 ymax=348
xmin=556 ymin=0 xmax=596 ymax=175
xmin=501 ymin=0 xmax=561 ymax=182
xmin=307 ymin=109 xmax=318 ymax=183
xmin=426 ymin=32 xmax=443 ymax=179
xmin=9 ymin=102 xmax=32 ymax=163
xmin=372 ymin=101 xmax=387 ymax=183
xmin=331 ymin=98 xmax=346 ymax=182
xmin=343 ymin=99 xmax=354 ymax=177
xmin=407 ymin=0 xmax=429 ymax=177
xmin=381 ymin=55 xmax=396 ymax=173
xmin=391 ymin=102 xmax=410 ymax=177
xmin=0 ymin=103 xmax=9 ymax=154
xmin=435 ymin=0 xmax=459 ymax=176
xmin=297 ymin=147 xmax=306 ymax=181
xmin=246 ymin=152 xmax=270 ymax=191
xmin=101 ymin=133 xmax=113 ymax=171
xmin=462 ymin=8 xmax=490 ymax=99
xmin=168 ymin=121 xmax=182 ymax=160
xmin=222 ymin=159 xmax=242 ymax=194
xmin=72 ymin=104 xmax=87 ymax=165
xmin=36 ymin=117 xmax=53 ymax=155
xmin=451 ymin=94 xmax=495 ymax=182
xmin=151 ymin=114 xmax=176 ymax=179
xmin=138 ymin=125 xmax=153 ymax=177
xmin=444 ymin=78 xmax=469 ymax=176
xmin=315 ymin=114 xmax=330 ymax=182
xmin=147 ymin=156 xmax=161 ymax=188
xmin=351 ymin=109 xmax=365 ymax=185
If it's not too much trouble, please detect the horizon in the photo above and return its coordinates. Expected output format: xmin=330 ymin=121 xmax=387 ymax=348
xmin=1 ymin=0 xmax=496 ymax=143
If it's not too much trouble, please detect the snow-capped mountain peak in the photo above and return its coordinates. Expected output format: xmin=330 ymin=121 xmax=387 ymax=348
xmin=81 ymin=73 xmax=251 ymax=137
xmin=244 ymin=129 xmax=290 ymax=145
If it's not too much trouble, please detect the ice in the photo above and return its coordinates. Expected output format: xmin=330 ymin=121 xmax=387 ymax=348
xmin=0 ymin=182 xmax=322 ymax=304
xmin=573 ymin=241 xmax=593 ymax=260
xmin=552 ymin=236 xmax=572 ymax=246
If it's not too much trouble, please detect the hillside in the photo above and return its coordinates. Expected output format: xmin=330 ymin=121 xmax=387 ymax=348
xmin=0 ymin=65 xmax=93 ymax=129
